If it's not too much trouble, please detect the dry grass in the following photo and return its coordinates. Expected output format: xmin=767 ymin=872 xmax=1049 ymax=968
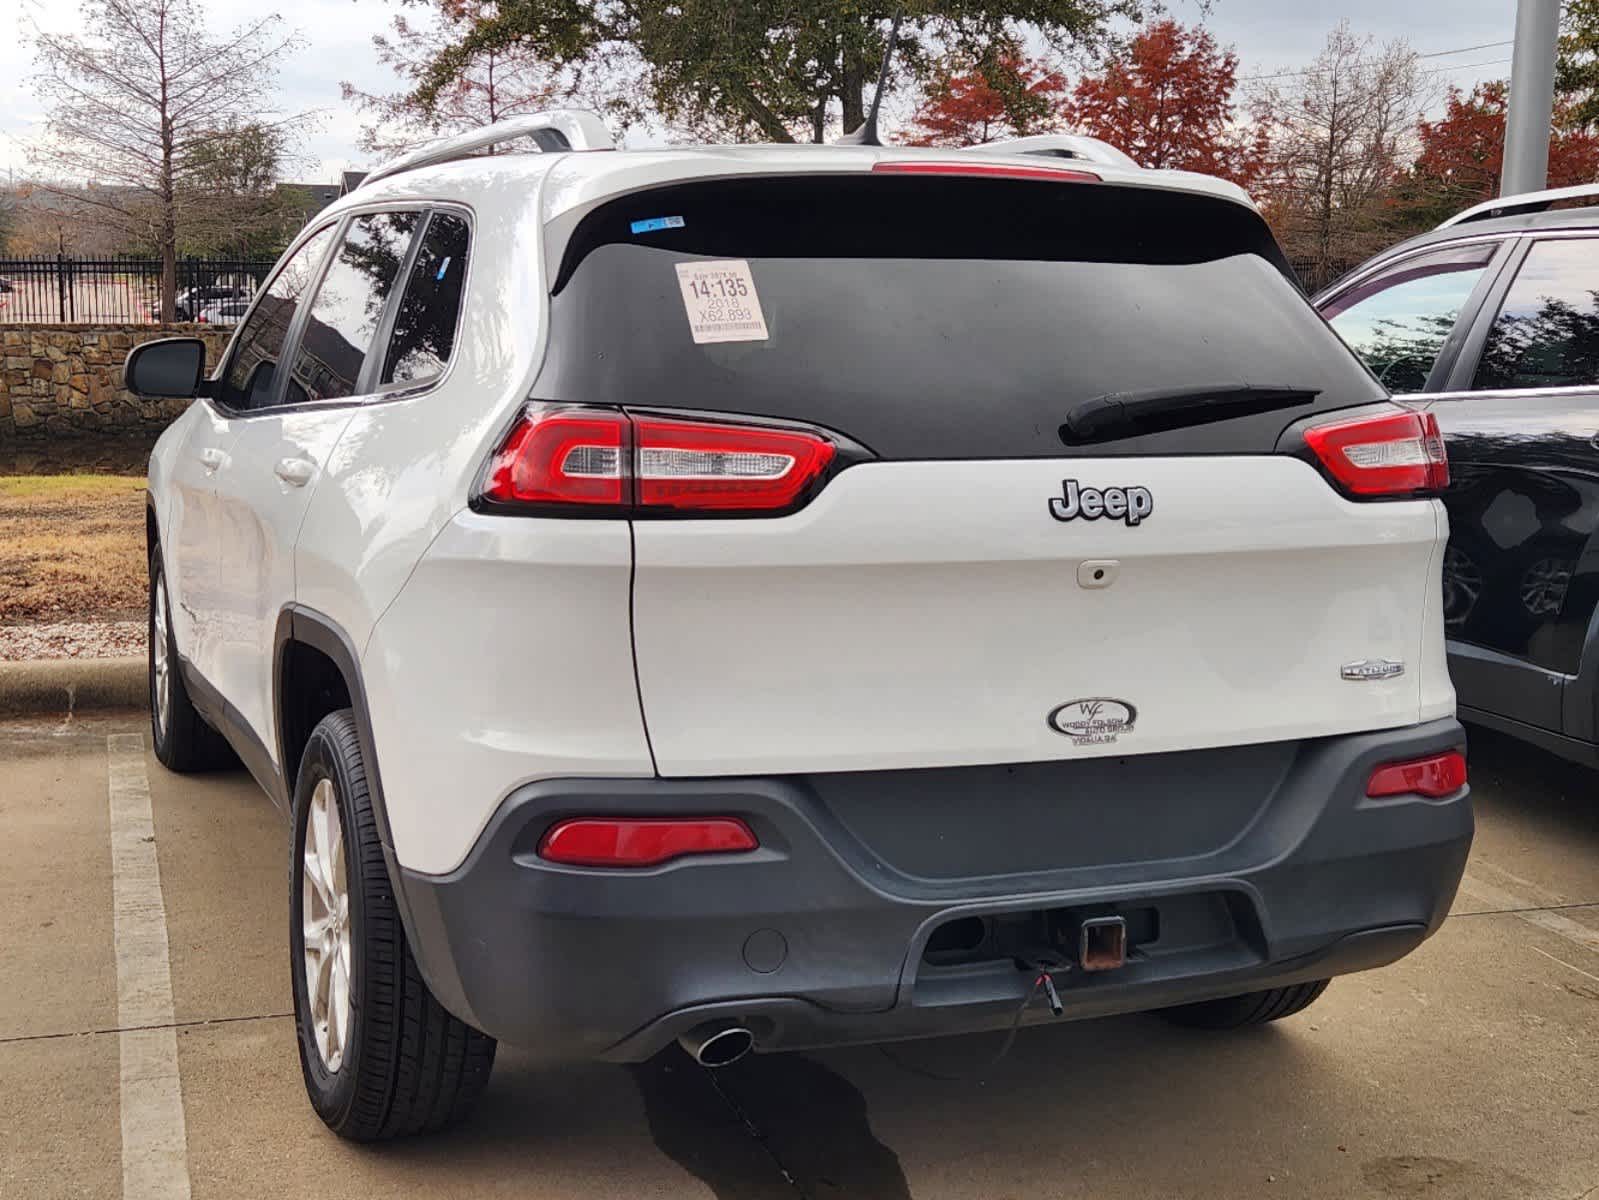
xmin=0 ymin=475 xmax=148 ymax=623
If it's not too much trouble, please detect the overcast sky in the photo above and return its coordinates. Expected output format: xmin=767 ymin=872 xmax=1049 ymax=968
xmin=0 ymin=0 xmax=1525 ymax=183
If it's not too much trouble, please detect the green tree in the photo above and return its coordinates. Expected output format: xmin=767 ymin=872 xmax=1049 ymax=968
xmin=1559 ymin=0 xmax=1599 ymax=129
xmin=177 ymin=121 xmax=301 ymax=256
xmin=341 ymin=1 xmax=578 ymax=157
xmin=413 ymin=0 xmax=1143 ymax=145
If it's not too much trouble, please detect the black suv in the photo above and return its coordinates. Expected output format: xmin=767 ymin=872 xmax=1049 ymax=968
xmin=1318 ymin=185 xmax=1599 ymax=766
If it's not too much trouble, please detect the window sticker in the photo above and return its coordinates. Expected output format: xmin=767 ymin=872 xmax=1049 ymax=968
xmin=674 ymin=259 xmax=769 ymax=344
xmin=632 ymin=215 xmax=685 ymax=234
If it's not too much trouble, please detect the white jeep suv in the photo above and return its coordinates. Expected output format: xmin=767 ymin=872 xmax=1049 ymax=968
xmin=131 ymin=111 xmax=1471 ymax=1141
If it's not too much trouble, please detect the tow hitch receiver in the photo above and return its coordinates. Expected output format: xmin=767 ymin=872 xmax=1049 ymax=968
xmin=1079 ymin=915 xmax=1129 ymax=971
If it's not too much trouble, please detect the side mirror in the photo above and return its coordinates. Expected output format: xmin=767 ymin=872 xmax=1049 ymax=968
xmin=124 ymin=337 xmax=207 ymax=399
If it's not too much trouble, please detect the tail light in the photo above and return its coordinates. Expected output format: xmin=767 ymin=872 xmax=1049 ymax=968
xmin=478 ymin=406 xmax=840 ymax=516
xmin=1303 ymin=409 xmax=1449 ymax=498
xmin=1366 ymin=750 xmax=1467 ymax=799
xmin=538 ymin=817 xmax=758 ymax=867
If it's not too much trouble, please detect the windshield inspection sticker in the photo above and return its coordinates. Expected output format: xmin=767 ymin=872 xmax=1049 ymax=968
xmin=632 ymin=215 xmax=685 ymax=234
xmin=674 ymin=259 xmax=769 ymax=344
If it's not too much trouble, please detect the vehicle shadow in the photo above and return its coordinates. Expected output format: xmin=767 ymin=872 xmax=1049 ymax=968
xmin=369 ymin=1012 xmax=1351 ymax=1198
xmin=1465 ymin=724 xmax=1599 ymax=856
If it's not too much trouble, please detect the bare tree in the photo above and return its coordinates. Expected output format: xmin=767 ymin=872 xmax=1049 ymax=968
xmin=1254 ymin=23 xmax=1428 ymax=289
xmin=28 ymin=0 xmax=312 ymax=319
xmin=7 ymin=183 xmax=128 ymax=255
xmin=341 ymin=1 xmax=584 ymax=159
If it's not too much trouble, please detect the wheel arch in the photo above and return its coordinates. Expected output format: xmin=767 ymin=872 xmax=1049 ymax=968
xmin=1559 ymin=596 xmax=1599 ymax=744
xmin=273 ymin=605 xmax=398 ymax=855
xmin=273 ymin=603 xmax=437 ymax=1009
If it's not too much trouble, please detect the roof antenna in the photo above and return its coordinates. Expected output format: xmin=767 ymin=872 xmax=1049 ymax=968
xmin=836 ymin=8 xmax=903 ymax=146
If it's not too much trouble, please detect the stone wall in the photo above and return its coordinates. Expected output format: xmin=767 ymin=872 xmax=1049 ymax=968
xmin=1 ymin=324 xmax=232 ymax=442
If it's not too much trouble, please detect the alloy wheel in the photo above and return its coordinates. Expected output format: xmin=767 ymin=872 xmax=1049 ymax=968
xmin=302 ymin=778 xmax=352 ymax=1073
xmin=152 ymin=574 xmax=172 ymax=738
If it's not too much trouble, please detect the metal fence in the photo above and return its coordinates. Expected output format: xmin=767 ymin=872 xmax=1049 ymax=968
xmin=0 ymin=256 xmax=278 ymax=324
xmin=1288 ymin=257 xmax=1363 ymax=296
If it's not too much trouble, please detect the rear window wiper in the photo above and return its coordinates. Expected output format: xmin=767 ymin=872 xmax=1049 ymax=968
xmin=1060 ymin=383 xmax=1321 ymax=446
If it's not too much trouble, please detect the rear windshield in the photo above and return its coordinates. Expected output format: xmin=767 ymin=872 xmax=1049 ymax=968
xmin=539 ymin=176 xmax=1383 ymax=459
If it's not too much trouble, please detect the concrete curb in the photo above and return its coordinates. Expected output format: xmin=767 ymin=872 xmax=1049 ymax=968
xmin=0 ymin=656 xmax=147 ymax=716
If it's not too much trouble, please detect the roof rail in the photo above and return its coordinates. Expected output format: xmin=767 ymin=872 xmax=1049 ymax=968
xmin=1436 ymin=181 xmax=1599 ymax=229
xmin=968 ymin=133 xmax=1139 ymax=169
xmin=358 ymin=110 xmax=613 ymax=190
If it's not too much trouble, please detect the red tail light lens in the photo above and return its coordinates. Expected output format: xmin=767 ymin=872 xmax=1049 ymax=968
xmin=1366 ymin=750 xmax=1467 ymax=799
xmin=537 ymin=817 xmax=758 ymax=867
xmin=483 ymin=409 xmax=628 ymax=507
xmin=478 ymin=407 xmax=838 ymax=516
xmin=1303 ymin=409 xmax=1449 ymax=497
xmin=873 ymin=161 xmax=1101 ymax=183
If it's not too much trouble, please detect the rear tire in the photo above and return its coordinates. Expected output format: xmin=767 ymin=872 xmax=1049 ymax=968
xmin=290 ymin=709 xmax=496 ymax=1140
xmin=1159 ymin=980 xmax=1330 ymax=1030
xmin=148 ymin=548 xmax=236 ymax=772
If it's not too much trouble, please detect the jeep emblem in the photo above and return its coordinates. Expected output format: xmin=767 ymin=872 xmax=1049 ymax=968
xmin=1050 ymin=480 xmax=1153 ymax=526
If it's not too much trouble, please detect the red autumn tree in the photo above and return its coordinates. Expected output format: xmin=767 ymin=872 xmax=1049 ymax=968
xmin=907 ymin=54 xmax=1069 ymax=147
xmin=1411 ymin=80 xmax=1599 ymax=208
xmin=1063 ymin=19 xmax=1267 ymax=186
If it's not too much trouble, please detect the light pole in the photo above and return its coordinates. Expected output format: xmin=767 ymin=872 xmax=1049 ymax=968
xmin=1502 ymin=0 xmax=1561 ymax=197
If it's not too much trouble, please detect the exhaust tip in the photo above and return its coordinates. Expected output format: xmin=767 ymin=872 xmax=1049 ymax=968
xmin=679 ymin=1022 xmax=755 ymax=1068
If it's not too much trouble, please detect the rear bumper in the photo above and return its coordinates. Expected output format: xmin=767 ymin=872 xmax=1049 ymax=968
xmin=395 ymin=718 xmax=1471 ymax=1060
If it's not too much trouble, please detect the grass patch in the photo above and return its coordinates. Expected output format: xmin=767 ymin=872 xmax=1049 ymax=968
xmin=0 ymin=475 xmax=147 ymax=623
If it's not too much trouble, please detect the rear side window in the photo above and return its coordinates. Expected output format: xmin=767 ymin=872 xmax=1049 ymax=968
xmin=1322 ymin=243 xmax=1496 ymax=392
xmin=284 ymin=211 xmax=420 ymax=404
xmin=381 ymin=212 xmax=470 ymax=386
xmin=217 ymin=225 xmax=335 ymax=412
xmin=539 ymin=177 xmax=1385 ymax=460
xmin=1473 ymin=237 xmax=1599 ymax=390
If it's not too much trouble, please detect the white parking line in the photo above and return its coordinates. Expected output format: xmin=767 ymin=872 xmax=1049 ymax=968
xmin=108 ymin=733 xmax=191 ymax=1200
xmin=1458 ymin=869 xmax=1599 ymax=957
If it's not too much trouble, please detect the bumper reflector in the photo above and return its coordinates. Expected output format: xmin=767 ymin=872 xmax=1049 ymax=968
xmin=537 ymin=817 xmax=758 ymax=867
xmin=1365 ymin=750 xmax=1467 ymax=799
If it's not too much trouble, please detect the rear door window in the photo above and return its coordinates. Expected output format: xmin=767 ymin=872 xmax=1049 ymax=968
xmin=1472 ymin=237 xmax=1599 ymax=390
xmin=217 ymin=225 xmax=335 ymax=412
xmin=283 ymin=210 xmax=421 ymax=404
xmin=380 ymin=211 xmax=470 ymax=387
xmin=1321 ymin=243 xmax=1498 ymax=392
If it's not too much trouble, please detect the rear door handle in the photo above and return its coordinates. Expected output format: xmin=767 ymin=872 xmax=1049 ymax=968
xmin=273 ymin=457 xmax=316 ymax=487
xmin=197 ymin=447 xmax=228 ymax=474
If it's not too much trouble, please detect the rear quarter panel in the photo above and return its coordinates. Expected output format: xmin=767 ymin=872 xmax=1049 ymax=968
xmin=294 ymin=182 xmax=548 ymax=659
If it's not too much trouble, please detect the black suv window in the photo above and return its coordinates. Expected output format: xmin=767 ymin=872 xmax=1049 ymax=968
xmin=216 ymin=225 xmax=335 ymax=411
xmin=1473 ymin=237 xmax=1599 ymax=390
xmin=380 ymin=212 xmax=470 ymax=387
xmin=283 ymin=211 xmax=421 ymax=405
xmin=1322 ymin=243 xmax=1497 ymax=393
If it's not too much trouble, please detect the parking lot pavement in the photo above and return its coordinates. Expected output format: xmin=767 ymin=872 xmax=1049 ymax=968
xmin=1 ymin=715 xmax=1595 ymax=1200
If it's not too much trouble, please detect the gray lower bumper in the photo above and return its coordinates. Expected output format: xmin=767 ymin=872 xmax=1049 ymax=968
xmin=394 ymin=718 xmax=1471 ymax=1060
